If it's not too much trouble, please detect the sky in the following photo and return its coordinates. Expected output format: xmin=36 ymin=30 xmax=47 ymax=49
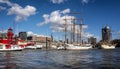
xmin=0 ymin=0 xmax=120 ymax=42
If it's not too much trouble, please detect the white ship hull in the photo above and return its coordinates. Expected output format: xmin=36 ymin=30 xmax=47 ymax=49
xmin=51 ymin=45 xmax=57 ymax=49
xmin=65 ymin=44 xmax=92 ymax=50
xmin=57 ymin=46 xmax=65 ymax=50
xmin=35 ymin=45 xmax=43 ymax=49
xmin=25 ymin=45 xmax=43 ymax=49
xmin=25 ymin=45 xmax=36 ymax=49
xmin=101 ymin=45 xmax=115 ymax=49
xmin=0 ymin=44 xmax=23 ymax=51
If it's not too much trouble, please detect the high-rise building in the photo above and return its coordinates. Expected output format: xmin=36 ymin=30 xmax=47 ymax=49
xmin=19 ymin=32 xmax=27 ymax=41
xmin=102 ymin=26 xmax=112 ymax=43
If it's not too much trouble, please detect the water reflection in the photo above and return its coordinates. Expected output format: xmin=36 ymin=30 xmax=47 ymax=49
xmin=0 ymin=52 xmax=19 ymax=69
xmin=100 ymin=49 xmax=120 ymax=69
xmin=0 ymin=49 xmax=120 ymax=69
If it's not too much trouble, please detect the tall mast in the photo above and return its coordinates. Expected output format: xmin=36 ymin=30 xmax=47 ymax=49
xmin=13 ymin=21 xmax=16 ymax=35
xmin=72 ymin=18 xmax=83 ymax=45
xmin=76 ymin=25 xmax=79 ymax=44
xmin=63 ymin=12 xmax=82 ymax=44
xmin=70 ymin=17 xmax=73 ymax=44
xmin=69 ymin=12 xmax=82 ymax=44
xmin=63 ymin=16 xmax=74 ymax=44
xmin=64 ymin=15 xmax=67 ymax=43
xmin=79 ymin=18 xmax=83 ymax=45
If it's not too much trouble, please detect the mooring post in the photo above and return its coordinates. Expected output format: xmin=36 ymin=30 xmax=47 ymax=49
xmin=46 ymin=37 xmax=48 ymax=49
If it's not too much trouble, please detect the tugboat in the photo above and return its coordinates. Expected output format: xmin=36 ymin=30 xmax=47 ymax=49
xmin=0 ymin=28 xmax=23 ymax=51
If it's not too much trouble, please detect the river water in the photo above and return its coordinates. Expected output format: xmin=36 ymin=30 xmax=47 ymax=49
xmin=0 ymin=49 xmax=120 ymax=69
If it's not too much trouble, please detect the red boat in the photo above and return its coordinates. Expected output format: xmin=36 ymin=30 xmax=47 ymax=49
xmin=0 ymin=28 xmax=24 ymax=51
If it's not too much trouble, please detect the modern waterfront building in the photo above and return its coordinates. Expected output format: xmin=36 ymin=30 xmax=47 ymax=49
xmin=19 ymin=32 xmax=27 ymax=41
xmin=102 ymin=26 xmax=112 ymax=43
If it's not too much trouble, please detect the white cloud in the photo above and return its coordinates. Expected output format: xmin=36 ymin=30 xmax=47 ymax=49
xmin=61 ymin=8 xmax=70 ymax=14
xmin=0 ymin=0 xmax=37 ymax=22
xmin=7 ymin=5 xmax=36 ymax=22
xmin=50 ymin=0 xmax=66 ymax=4
xmin=27 ymin=31 xmax=34 ymax=36
xmin=50 ymin=24 xmax=64 ymax=32
xmin=117 ymin=31 xmax=120 ymax=34
xmin=0 ymin=0 xmax=13 ymax=6
xmin=37 ymin=8 xmax=73 ymax=32
xmin=83 ymin=32 xmax=100 ymax=42
xmin=82 ymin=0 xmax=89 ymax=4
xmin=83 ymin=32 xmax=94 ymax=38
xmin=0 ymin=6 xmax=6 ymax=10
xmin=83 ymin=25 xmax=88 ymax=28
xmin=0 ymin=29 xmax=7 ymax=33
xmin=27 ymin=31 xmax=50 ymax=37
xmin=37 ymin=8 xmax=88 ymax=33
xmin=37 ymin=8 xmax=92 ymax=42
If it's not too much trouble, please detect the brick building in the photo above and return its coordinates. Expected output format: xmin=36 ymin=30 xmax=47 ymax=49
xmin=27 ymin=35 xmax=52 ymax=44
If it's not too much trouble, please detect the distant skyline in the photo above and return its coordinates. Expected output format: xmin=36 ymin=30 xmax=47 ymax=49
xmin=0 ymin=0 xmax=120 ymax=41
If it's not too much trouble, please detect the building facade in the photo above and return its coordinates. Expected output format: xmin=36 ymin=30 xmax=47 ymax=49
xmin=19 ymin=32 xmax=27 ymax=41
xmin=102 ymin=26 xmax=112 ymax=43
xmin=88 ymin=37 xmax=96 ymax=45
xmin=0 ymin=33 xmax=7 ymax=39
xmin=27 ymin=35 xmax=52 ymax=44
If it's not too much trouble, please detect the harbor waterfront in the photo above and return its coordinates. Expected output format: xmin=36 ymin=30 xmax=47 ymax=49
xmin=0 ymin=0 xmax=120 ymax=69
xmin=0 ymin=49 xmax=120 ymax=69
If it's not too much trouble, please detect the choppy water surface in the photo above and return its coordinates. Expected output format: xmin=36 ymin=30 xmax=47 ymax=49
xmin=0 ymin=49 xmax=120 ymax=69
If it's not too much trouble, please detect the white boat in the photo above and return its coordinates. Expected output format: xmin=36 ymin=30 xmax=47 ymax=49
xmin=35 ymin=45 xmax=43 ymax=49
xmin=24 ymin=42 xmax=37 ymax=49
xmin=57 ymin=45 xmax=65 ymax=50
xmin=65 ymin=44 xmax=92 ymax=50
xmin=101 ymin=44 xmax=115 ymax=49
xmin=25 ymin=45 xmax=36 ymax=49
xmin=51 ymin=45 xmax=57 ymax=49
xmin=0 ymin=44 xmax=23 ymax=51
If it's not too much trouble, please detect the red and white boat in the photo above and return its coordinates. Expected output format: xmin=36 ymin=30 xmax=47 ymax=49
xmin=0 ymin=43 xmax=23 ymax=51
xmin=24 ymin=42 xmax=43 ymax=49
xmin=0 ymin=28 xmax=24 ymax=51
xmin=24 ymin=42 xmax=36 ymax=49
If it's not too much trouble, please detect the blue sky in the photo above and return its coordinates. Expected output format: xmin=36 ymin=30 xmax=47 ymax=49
xmin=0 ymin=0 xmax=120 ymax=41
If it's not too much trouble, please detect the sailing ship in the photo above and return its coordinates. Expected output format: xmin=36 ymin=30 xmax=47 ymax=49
xmin=58 ymin=14 xmax=92 ymax=50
